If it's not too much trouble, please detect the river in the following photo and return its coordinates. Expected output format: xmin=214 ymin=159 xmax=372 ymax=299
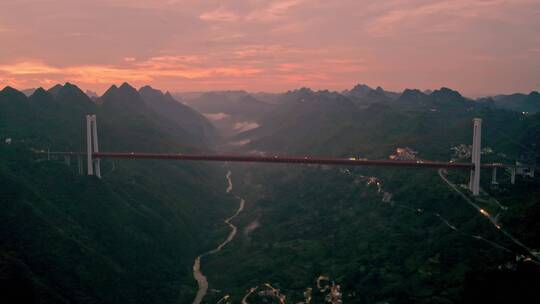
xmin=192 ymin=170 xmax=245 ymax=304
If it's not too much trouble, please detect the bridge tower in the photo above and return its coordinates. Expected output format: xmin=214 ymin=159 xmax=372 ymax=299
xmin=469 ymin=118 xmax=482 ymax=196
xmin=86 ymin=114 xmax=101 ymax=178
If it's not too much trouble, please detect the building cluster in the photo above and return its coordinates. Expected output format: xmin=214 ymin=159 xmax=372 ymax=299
xmin=482 ymin=147 xmax=494 ymax=155
xmin=452 ymin=144 xmax=495 ymax=161
xmin=515 ymin=162 xmax=536 ymax=178
xmin=254 ymin=283 xmax=286 ymax=304
xmin=382 ymin=192 xmax=393 ymax=203
xmin=324 ymin=284 xmax=343 ymax=304
xmin=451 ymin=144 xmax=472 ymax=160
xmin=389 ymin=147 xmax=418 ymax=161
xmin=316 ymin=275 xmax=343 ymax=304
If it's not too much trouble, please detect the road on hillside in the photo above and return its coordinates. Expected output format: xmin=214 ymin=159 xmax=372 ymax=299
xmin=438 ymin=169 xmax=536 ymax=259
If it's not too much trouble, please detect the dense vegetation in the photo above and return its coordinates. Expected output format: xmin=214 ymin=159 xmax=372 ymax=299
xmin=1 ymin=82 xmax=539 ymax=303
xmin=202 ymin=164 xmax=539 ymax=303
xmin=195 ymin=86 xmax=540 ymax=303
xmin=0 ymin=84 xmax=236 ymax=303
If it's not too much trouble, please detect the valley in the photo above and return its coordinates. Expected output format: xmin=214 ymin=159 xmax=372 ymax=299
xmin=1 ymin=82 xmax=539 ymax=304
xmin=193 ymin=171 xmax=246 ymax=304
xmin=2 ymin=2 xmax=539 ymax=303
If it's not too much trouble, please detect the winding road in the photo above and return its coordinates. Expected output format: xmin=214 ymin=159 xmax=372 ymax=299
xmin=192 ymin=171 xmax=245 ymax=304
xmin=438 ymin=169 xmax=537 ymax=259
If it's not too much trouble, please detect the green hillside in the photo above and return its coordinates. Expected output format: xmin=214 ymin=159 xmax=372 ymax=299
xmin=200 ymin=89 xmax=540 ymax=303
xmin=0 ymin=84 xmax=236 ymax=303
xmin=1 ymin=83 xmax=539 ymax=304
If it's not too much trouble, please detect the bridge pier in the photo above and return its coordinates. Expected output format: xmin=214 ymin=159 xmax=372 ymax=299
xmin=86 ymin=115 xmax=101 ymax=178
xmin=86 ymin=116 xmax=93 ymax=175
xmin=491 ymin=167 xmax=497 ymax=185
xmin=469 ymin=118 xmax=482 ymax=196
xmin=77 ymin=155 xmax=83 ymax=175
xmin=510 ymin=168 xmax=516 ymax=184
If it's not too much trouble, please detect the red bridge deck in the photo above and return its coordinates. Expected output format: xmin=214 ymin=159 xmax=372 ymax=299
xmin=93 ymin=152 xmax=476 ymax=169
xmin=39 ymin=151 xmax=522 ymax=169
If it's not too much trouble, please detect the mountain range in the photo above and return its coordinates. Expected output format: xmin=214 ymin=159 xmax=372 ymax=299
xmin=1 ymin=81 xmax=539 ymax=304
xmin=0 ymin=82 xmax=234 ymax=303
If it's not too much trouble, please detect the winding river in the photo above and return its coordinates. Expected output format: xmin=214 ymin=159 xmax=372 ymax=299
xmin=192 ymin=170 xmax=245 ymax=304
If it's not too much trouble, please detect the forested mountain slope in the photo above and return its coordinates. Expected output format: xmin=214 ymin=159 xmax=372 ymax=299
xmin=1 ymin=83 xmax=539 ymax=304
xmin=0 ymin=84 xmax=236 ymax=303
xmin=232 ymin=88 xmax=523 ymax=161
xmin=200 ymin=88 xmax=540 ymax=303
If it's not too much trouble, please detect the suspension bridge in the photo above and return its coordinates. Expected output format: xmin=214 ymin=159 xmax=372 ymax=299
xmin=40 ymin=115 xmax=535 ymax=197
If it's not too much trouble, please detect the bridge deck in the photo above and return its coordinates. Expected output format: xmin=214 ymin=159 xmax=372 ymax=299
xmin=94 ymin=152 xmax=474 ymax=169
xmin=36 ymin=151 xmax=526 ymax=169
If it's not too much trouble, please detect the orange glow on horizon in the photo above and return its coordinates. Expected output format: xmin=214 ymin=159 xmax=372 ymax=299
xmin=0 ymin=0 xmax=539 ymax=95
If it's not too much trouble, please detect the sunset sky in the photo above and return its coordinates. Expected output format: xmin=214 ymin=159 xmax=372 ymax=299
xmin=1 ymin=0 xmax=539 ymax=96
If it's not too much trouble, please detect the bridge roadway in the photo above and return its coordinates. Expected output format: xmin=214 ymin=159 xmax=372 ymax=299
xmin=93 ymin=152 xmax=474 ymax=169
xmin=37 ymin=151 xmax=524 ymax=169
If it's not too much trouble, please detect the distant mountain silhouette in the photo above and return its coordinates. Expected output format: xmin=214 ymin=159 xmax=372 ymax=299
xmin=345 ymin=83 xmax=374 ymax=98
xmin=230 ymin=85 xmax=515 ymax=158
xmin=47 ymin=84 xmax=64 ymax=98
xmin=29 ymin=87 xmax=54 ymax=103
xmin=2 ymin=82 xmax=218 ymax=151
xmin=489 ymin=91 xmax=540 ymax=113
xmin=100 ymin=82 xmax=147 ymax=110
xmin=361 ymin=87 xmax=394 ymax=104
xmin=21 ymin=87 xmax=37 ymax=96
xmin=233 ymin=89 xmax=362 ymax=154
xmin=55 ymin=83 xmax=95 ymax=109
xmin=96 ymin=82 xmax=216 ymax=150
xmin=1 ymin=86 xmax=27 ymax=100
xmin=431 ymin=87 xmax=464 ymax=101
xmin=393 ymin=87 xmax=472 ymax=112
xmin=344 ymin=83 xmax=400 ymax=105
xmin=1 ymin=83 xmax=96 ymax=149
xmin=85 ymin=90 xmax=98 ymax=98
xmin=395 ymin=89 xmax=432 ymax=108
xmin=139 ymin=85 xmax=219 ymax=146
xmin=188 ymin=90 xmax=273 ymax=120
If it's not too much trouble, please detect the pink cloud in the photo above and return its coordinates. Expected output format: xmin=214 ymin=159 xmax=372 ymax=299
xmin=200 ymin=8 xmax=239 ymax=22
xmin=245 ymin=0 xmax=306 ymax=22
xmin=0 ymin=0 xmax=538 ymax=95
xmin=366 ymin=0 xmax=526 ymax=36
